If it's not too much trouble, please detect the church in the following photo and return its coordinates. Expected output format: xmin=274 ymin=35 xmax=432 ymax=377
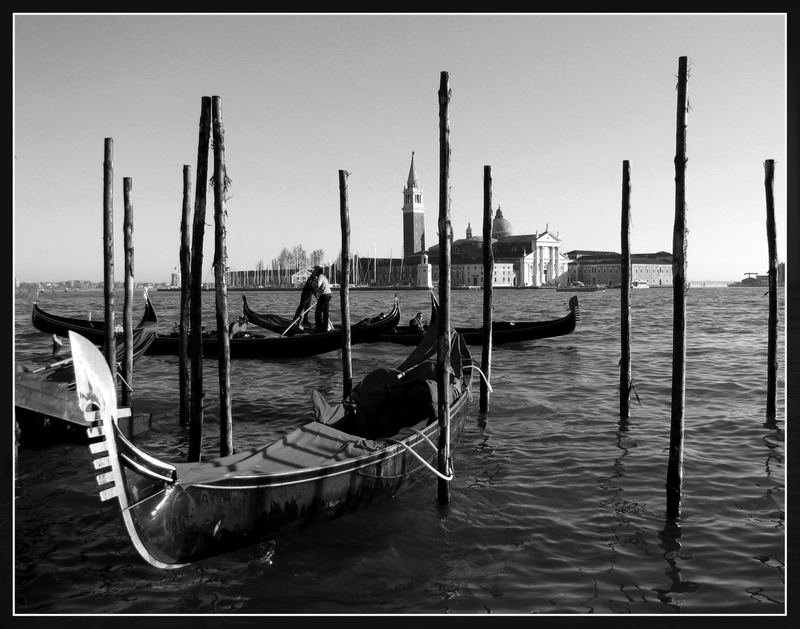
xmin=343 ymin=152 xmax=570 ymax=288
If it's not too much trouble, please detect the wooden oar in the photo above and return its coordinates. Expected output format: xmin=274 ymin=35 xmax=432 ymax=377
xmin=281 ymin=304 xmax=314 ymax=337
xmin=31 ymin=357 xmax=73 ymax=373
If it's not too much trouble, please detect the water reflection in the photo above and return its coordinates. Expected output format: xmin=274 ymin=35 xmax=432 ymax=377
xmin=762 ymin=429 xmax=784 ymax=479
xmin=653 ymin=520 xmax=699 ymax=608
xmin=465 ymin=411 xmax=502 ymax=490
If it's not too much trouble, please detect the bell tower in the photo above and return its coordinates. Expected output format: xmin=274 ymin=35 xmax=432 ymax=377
xmin=402 ymin=152 xmax=425 ymax=258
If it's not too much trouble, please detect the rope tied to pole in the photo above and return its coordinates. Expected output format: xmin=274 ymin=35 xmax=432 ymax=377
xmin=384 ymin=430 xmax=455 ymax=482
xmin=469 ymin=363 xmax=493 ymax=393
xmin=115 ymin=368 xmax=133 ymax=392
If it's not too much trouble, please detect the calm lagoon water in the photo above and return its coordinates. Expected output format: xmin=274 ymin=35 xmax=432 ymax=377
xmin=12 ymin=286 xmax=785 ymax=615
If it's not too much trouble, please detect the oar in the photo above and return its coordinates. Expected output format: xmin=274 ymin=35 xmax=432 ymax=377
xmin=281 ymin=304 xmax=314 ymax=338
xmin=31 ymin=356 xmax=73 ymax=373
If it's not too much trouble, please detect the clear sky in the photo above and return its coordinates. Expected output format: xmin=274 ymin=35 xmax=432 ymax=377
xmin=13 ymin=13 xmax=787 ymax=284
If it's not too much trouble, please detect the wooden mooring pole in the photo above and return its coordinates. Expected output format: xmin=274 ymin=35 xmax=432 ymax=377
xmin=339 ymin=169 xmax=353 ymax=399
xmin=102 ymin=138 xmax=117 ymax=383
xmin=620 ymin=160 xmax=631 ymax=419
xmin=179 ymin=165 xmax=192 ymax=427
xmin=211 ymin=95 xmax=233 ymax=457
xmin=764 ymin=159 xmax=778 ymax=423
xmin=121 ymin=177 xmax=134 ymax=407
xmin=480 ymin=165 xmax=493 ymax=414
xmin=666 ymin=56 xmax=689 ymax=520
xmin=437 ymin=70 xmax=453 ymax=505
xmin=188 ymin=96 xmax=212 ymax=462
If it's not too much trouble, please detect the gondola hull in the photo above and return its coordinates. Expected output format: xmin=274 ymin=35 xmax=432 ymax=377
xmin=115 ymin=398 xmax=469 ymax=566
xmin=375 ymin=295 xmax=579 ymax=346
xmin=241 ymin=294 xmax=400 ymax=340
xmin=147 ymin=298 xmax=402 ymax=359
xmin=31 ymin=292 xmax=159 ymax=346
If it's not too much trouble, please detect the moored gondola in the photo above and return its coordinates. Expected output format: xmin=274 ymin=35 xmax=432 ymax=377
xmin=31 ymin=289 xmax=159 ymax=346
xmin=70 ymin=310 xmax=474 ymax=568
xmin=375 ymin=295 xmax=579 ymax=346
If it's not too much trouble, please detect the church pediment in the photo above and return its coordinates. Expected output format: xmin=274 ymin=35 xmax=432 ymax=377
xmin=537 ymin=231 xmax=561 ymax=243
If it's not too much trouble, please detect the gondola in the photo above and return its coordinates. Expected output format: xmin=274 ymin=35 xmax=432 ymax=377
xmin=241 ymin=293 xmax=401 ymax=338
xmin=146 ymin=297 xmax=401 ymax=359
xmin=16 ymin=293 xmax=158 ymax=443
xmin=374 ymin=295 xmax=580 ymax=346
xmin=70 ymin=309 xmax=474 ymax=569
xmin=31 ymin=288 xmax=159 ymax=346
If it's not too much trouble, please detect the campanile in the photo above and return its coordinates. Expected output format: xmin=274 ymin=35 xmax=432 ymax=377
xmin=402 ymin=152 xmax=425 ymax=258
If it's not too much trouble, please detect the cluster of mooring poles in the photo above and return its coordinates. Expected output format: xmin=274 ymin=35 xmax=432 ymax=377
xmin=616 ymin=56 xmax=780 ymax=521
xmin=100 ymin=137 xmax=146 ymax=436
xmin=175 ymin=96 xmax=233 ymax=462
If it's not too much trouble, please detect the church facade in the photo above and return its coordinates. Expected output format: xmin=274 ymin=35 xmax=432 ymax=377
xmin=425 ymin=207 xmax=570 ymax=288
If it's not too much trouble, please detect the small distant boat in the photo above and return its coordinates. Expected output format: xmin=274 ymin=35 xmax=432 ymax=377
xmin=556 ymin=281 xmax=606 ymax=293
xmin=70 ymin=310 xmax=474 ymax=568
xmin=631 ymin=280 xmax=649 ymax=289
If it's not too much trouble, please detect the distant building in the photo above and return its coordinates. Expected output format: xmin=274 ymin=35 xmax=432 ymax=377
xmin=564 ymin=250 xmax=674 ymax=287
xmin=291 ymin=268 xmax=311 ymax=288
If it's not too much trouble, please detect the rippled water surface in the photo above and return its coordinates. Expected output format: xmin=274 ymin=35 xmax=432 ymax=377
xmin=13 ymin=287 xmax=785 ymax=615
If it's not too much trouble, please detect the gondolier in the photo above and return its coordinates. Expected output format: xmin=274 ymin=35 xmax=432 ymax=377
xmin=294 ymin=272 xmax=318 ymax=331
xmin=313 ymin=266 xmax=332 ymax=332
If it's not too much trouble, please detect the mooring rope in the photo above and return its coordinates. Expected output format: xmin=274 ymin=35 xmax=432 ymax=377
xmin=469 ymin=363 xmax=493 ymax=392
xmin=384 ymin=431 xmax=454 ymax=482
xmin=115 ymin=369 xmax=133 ymax=392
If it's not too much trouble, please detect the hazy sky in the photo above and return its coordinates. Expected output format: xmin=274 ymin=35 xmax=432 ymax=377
xmin=13 ymin=13 xmax=787 ymax=284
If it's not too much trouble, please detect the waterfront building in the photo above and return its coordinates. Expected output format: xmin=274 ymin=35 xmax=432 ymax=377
xmin=564 ymin=250 xmax=674 ymax=287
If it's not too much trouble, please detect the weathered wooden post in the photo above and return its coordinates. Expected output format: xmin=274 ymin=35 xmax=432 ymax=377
xmin=620 ymin=160 xmax=632 ymax=419
xmin=764 ymin=159 xmax=778 ymax=423
xmin=179 ymin=165 xmax=192 ymax=427
xmin=188 ymin=96 xmax=212 ymax=463
xmin=211 ymin=95 xmax=233 ymax=457
xmin=480 ymin=165 xmax=493 ymax=414
xmin=666 ymin=56 xmax=689 ymax=520
xmin=339 ymin=169 xmax=353 ymax=399
xmin=437 ymin=70 xmax=453 ymax=505
xmin=121 ymin=176 xmax=134 ymax=407
xmin=102 ymin=138 xmax=117 ymax=384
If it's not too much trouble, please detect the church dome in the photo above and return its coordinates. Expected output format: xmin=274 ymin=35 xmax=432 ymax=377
xmin=492 ymin=207 xmax=513 ymax=239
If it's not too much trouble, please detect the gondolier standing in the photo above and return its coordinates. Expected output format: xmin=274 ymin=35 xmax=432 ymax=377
xmin=313 ymin=265 xmax=332 ymax=332
xmin=294 ymin=272 xmax=318 ymax=331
